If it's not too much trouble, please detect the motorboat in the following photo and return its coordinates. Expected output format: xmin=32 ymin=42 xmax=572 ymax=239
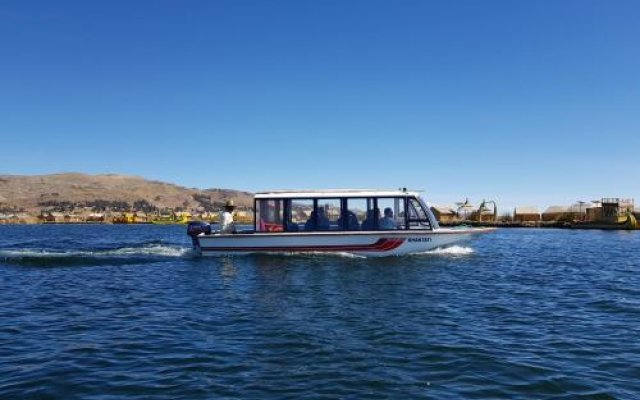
xmin=187 ymin=189 xmax=494 ymax=257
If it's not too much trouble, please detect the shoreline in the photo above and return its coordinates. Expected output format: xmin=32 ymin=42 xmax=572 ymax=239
xmin=1 ymin=221 xmax=637 ymax=231
xmin=440 ymin=220 xmax=639 ymax=231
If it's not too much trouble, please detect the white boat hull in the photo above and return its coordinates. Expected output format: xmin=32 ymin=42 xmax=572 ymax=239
xmin=193 ymin=228 xmax=493 ymax=257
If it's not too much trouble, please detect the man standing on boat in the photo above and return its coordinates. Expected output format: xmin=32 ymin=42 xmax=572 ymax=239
xmin=220 ymin=200 xmax=237 ymax=234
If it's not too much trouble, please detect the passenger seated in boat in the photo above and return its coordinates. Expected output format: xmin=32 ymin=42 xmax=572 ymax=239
xmin=379 ymin=207 xmax=397 ymax=230
xmin=338 ymin=210 xmax=360 ymax=230
xmin=286 ymin=221 xmax=299 ymax=232
xmin=361 ymin=209 xmax=379 ymax=231
xmin=304 ymin=209 xmax=330 ymax=231
xmin=304 ymin=212 xmax=315 ymax=231
xmin=317 ymin=208 xmax=330 ymax=230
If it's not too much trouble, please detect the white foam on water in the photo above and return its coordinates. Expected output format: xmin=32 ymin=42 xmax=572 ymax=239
xmin=0 ymin=245 xmax=190 ymax=259
xmin=0 ymin=249 xmax=86 ymax=258
xmin=105 ymin=245 xmax=190 ymax=257
xmin=332 ymin=252 xmax=368 ymax=259
xmin=414 ymin=245 xmax=475 ymax=256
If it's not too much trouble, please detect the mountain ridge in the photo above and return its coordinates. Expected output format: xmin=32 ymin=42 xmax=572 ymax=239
xmin=0 ymin=173 xmax=253 ymax=213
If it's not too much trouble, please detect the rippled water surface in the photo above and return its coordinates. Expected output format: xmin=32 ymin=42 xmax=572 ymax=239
xmin=1 ymin=225 xmax=639 ymax=399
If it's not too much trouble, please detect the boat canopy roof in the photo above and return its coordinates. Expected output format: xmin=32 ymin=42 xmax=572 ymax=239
xmin=254 ymin=189 xmax=424 ymax=199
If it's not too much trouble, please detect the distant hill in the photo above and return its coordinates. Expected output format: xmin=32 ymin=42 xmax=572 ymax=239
xmin=0 ymin=173 xmax=253 ymax=213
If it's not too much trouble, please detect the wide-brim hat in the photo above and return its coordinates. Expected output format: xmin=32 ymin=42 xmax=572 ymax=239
xmin=224 ymin=199 xmax=235 ymax=208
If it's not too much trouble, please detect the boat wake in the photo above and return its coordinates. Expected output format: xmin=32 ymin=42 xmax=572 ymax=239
xmin=0 ymin=244 xmax=192 ymax=267
xmin=414 ymin=245 xmax=475 ymax=256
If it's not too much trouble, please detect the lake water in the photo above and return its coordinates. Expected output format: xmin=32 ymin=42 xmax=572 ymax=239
xmin=1 ymin=225 xmax=639 ymax=399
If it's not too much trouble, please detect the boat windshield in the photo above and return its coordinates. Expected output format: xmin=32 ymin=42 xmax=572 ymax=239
xmin=407 ymin=197 xmax=434 ymax=230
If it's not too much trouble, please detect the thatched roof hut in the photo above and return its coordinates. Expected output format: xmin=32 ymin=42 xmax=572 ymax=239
xmin=514 ymin=206 xmax=541 ymax=222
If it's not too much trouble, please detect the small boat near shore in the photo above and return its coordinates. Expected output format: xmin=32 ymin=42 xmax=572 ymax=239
xmin=187 ymin=189 xmax=494 ymax=257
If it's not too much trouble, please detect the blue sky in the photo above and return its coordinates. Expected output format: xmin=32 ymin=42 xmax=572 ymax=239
xmin=1 ymin=0 xmax=638 ymax=210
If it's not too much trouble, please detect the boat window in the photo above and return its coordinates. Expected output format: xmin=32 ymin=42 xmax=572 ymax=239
xmin=316 ymin=198 xmax=341 ymax=231
xmin=290 ymin=199 xmax=314 ymax=231
xmin=346 ymin=198 xmax=376 ymax=231
xmin=377 ymin=198 xmax=405 ymax=230
xmin=408 ymin=197 xmax=432 ymax=230
xmin=256 ymin=199 xmax=284 ymax=232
